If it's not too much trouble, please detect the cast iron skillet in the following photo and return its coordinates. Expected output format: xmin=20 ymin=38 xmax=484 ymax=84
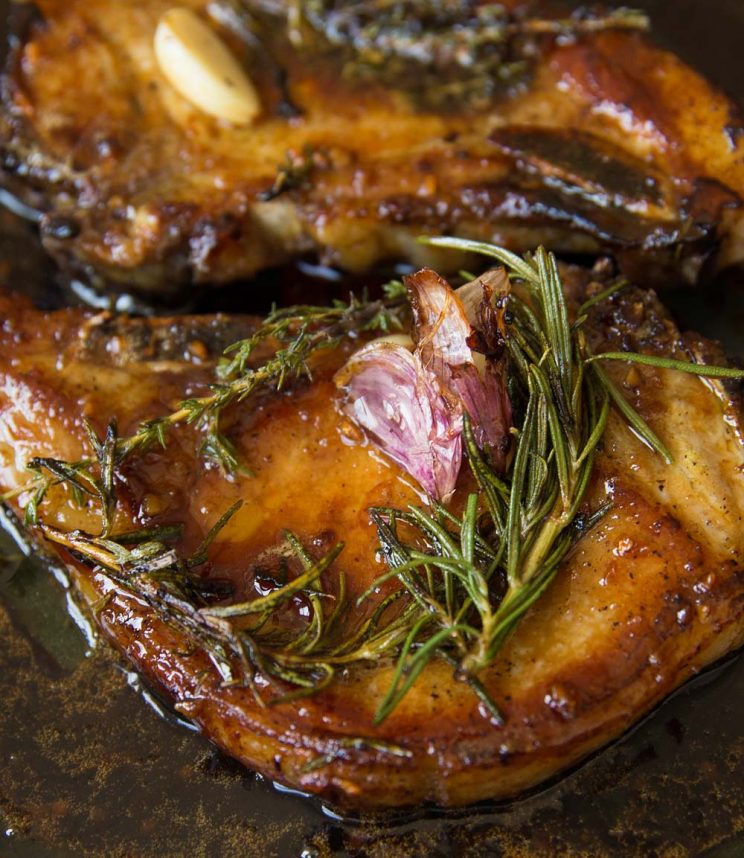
xmin=1 ymin=2 xmax=743 ymax=855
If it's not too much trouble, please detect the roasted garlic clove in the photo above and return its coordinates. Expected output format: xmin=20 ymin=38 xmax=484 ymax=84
xmin=154 ymin=7 xmax=261 ymax=125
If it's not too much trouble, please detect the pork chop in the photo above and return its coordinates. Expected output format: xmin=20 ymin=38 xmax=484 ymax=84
xmin=0 ymin=259 xmax=742 ymax=808
xmin=1 ymin=1 xmax=744 ymax=297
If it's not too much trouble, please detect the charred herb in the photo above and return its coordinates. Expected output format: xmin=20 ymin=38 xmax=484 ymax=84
xmin=258 ymin=146 xmax=326 ymax=202
xmin=296 ymin=1 xmax=649 ymax=107
xmin=301 ymin=737 xmax=412 ymax=773
xmin=38 ymin=505 xmax=349 ymax=703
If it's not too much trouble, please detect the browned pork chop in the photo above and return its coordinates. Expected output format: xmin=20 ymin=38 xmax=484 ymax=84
xmin=0 ymin=269 xmax=742 ymax=808
xmin=1 ymin=1 xmax=744 ymax=297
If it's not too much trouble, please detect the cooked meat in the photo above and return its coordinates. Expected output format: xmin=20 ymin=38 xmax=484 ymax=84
xmin=1 ymin=1 xmax=744 ymax=297
xmin=0 ymin=265 xmax=742 ymax=809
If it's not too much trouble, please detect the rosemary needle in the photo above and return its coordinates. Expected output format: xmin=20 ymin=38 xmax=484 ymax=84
xmin=586 ymin=351 xmax=744 ymax=379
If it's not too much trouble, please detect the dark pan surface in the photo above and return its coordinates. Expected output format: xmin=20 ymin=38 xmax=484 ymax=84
xmin=1 ymin=2 xmax=744 ymax=855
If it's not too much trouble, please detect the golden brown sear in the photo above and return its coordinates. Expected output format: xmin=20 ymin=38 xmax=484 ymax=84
xmin=0 ymin=270 xmax=742 ymax=808
xmin=2 ymin=0 xmax=744 ymax=296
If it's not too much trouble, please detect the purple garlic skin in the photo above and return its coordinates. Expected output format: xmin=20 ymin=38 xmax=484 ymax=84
xmin=335 ymin=268 xmax=512 ymax=501
xmin=334 ymin=342 xmax=463 ymax=501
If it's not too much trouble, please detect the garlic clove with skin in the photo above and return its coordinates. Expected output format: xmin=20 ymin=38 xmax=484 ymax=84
xmin=335 ymin=268 xmax=512 ymax=502
xmin=406 ymin=268 xmax=512 ymax=468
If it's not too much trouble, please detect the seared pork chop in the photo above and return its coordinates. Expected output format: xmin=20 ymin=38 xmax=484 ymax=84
xmin=1 ymin=1 xmax=744 ymax=297
xmin=0 ymin=260 xmax=742 ymax=808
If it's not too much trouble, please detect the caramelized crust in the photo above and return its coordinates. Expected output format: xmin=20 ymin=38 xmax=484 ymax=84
xmin=2 ymin=1 xmax=744 ymax=295
xmin=0 ymin=272 xmax=743 ymax=808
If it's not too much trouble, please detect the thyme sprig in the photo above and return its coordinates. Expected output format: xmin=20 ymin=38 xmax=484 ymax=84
xmin=21 ymin=420 xmax=119 ymax=533
xmin=130 ymin=293 xmax=406 ymax=470
xmin=4 ymin=292 xmax=409 ymax=510
xmin=115 ymin=294 xmax=405 ymax=473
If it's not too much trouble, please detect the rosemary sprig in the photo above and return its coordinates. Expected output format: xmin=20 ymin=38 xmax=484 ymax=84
xmin=361 ymin=236 xmax=744 ymax=722
xmin=365 ymin=243 xmax=616 ymax=721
